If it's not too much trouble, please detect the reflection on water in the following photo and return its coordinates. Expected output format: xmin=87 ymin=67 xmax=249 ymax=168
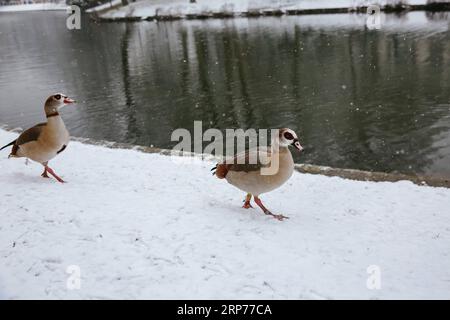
xmin=0 ymin=11 xmax=450 ymax=177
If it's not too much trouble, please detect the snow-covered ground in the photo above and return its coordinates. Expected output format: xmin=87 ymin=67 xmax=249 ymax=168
xmin=1 ymin=128 xmax=450 ymax=299
xmin=97 ymin=0 xmax=444 ymax=19
xmin=0 ymin=2 xmax=67 ymax=12
xmin=86 ymin=0 xmax=122 ymax=13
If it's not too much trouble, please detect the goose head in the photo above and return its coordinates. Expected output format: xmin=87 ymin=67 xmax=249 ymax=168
xmin=278 ymin=128 xmax=304 ymax=152
xmin=44 ymin=93 xmax=76 ymax=115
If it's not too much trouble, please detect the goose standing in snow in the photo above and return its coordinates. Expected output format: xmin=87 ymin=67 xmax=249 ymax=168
xmin=212 ymin=128 xmax=303 ymax=221
xmin=0 ymin=93 xmax=75 ymax=183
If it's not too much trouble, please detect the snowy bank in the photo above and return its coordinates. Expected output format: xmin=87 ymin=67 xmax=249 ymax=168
xmin=85 ymin=0 xmax=122 ymax=14
xmin=1 ymin=128 xmax=450 ymax=299
xmin=95 ymin=0 xmax=450 ymax=21
xmin=0 ymin=2 xmax=67 ymax=13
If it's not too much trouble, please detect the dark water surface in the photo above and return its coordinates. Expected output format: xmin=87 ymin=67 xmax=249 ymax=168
xmin=1 ymin=11 xmax=450 ymax=177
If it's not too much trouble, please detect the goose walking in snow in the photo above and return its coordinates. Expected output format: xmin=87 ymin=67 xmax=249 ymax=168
xmin=212 ymin=128 xmax=303 ymax=221
xmin=0 ymin=93 xmax=75 ymax=183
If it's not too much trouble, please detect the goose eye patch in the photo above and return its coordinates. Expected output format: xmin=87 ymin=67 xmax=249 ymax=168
xmin=284 ymin=132 xmax=294 ymax=140
xmin=54 ymin=94 xmax=61 ymax=100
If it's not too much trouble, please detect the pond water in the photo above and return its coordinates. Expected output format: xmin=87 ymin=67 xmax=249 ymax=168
xmin=0 ymin=11 xmax=450 ymax=177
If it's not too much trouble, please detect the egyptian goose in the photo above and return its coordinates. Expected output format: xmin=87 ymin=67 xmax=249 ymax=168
xmin=0 ymin=93 xmax=75 ymax=183
xmin=212 ymin=128 xmax=303 ymax=221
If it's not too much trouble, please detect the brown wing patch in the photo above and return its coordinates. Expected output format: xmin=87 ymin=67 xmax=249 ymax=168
xmin=214 ymin=147 xmax=272 ymax=178
xmin=228 ymin=163 xmax=262 ymax=173
xmin=16 ymin=123 xmax=46 ymax=146
xmin=10 ymin=144 xmax=19 ymax=156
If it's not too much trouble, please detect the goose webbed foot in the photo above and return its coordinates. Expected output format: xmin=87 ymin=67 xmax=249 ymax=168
xmin=242 ymin=193 xmax=253 ymax=209
xmin=41 ymin=168 xmax=50 ymax=178
xmin=254 ymin=196 xmax=289 ymax=221
xmin=43 ymin=165 xmax=65 ymax=183
xmin=265 ymin=212 xmax=289 ymax=221
xmin=242 ymin=202 xmax=253 ymax=209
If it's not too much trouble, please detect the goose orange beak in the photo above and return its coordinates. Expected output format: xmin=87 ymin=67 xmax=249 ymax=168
xmin=63 ymin=97 xmax=76 ymax=104
xmin=294 ymin=140 xmax=303 ymax=152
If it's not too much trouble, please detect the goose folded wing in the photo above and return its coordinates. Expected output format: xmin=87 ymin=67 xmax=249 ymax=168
xmin=225 ymin=146 xmax=272 ymax=172
xmin=16 ymin=123 xmax=46 ymax=146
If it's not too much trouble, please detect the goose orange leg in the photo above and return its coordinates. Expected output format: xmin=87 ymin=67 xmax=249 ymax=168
xmin=254 ymin=196 xmax=289 ymax=221
xmin=42 ymin=163 xmax=65 ymax=183
xmin=41 ymin=167 xmax=50 ymax=178
xmin=242 ymin=193 xmax=253 ymax=209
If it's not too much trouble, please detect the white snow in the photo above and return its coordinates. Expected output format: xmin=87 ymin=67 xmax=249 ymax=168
xmin=1 ymin=128 xmax=450 ymax=299
xmin=0 ymin=2 xmax=67 ymax=13
xmin=85 ymin=0 xmax=122 ymax=13
xmin=97 ymin=0 xmax=439 ymax=19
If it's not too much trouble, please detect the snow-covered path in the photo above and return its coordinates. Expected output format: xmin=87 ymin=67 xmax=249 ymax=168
xmin=97 ymin=0 xmax=445 ymax=19
xmin=0 ymin=128 xmax=449 ymax=299
xmin=0 ymin=3 xmax=67 ymax=13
